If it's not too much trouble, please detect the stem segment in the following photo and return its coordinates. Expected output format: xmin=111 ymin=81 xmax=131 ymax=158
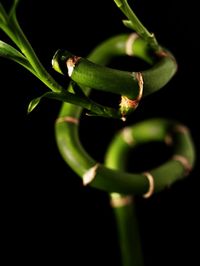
xmin=113 ymin=0 xmax=159 ymax=50
xmin=110 ymin=193 xmax=144 ymax=266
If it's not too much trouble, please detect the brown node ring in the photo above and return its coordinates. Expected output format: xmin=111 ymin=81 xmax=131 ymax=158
xmin=120 ymin=72 xmax=144 ymax=121
xmin=66 ymin=56 xmax=81 ymax=77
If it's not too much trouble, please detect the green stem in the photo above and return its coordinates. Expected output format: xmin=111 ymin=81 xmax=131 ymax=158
xmin=1 ymin=3 xmax=196 ymax=265
xmin=110 ymin=194 xmax=144 ymax=266
xmin=113 ymin=0 xmax=159 ymax=50
xmin=53 ymin=39 xmax=177 ymax=100
xmin=55 ymin=35 xmax=195 ymax=265
xmin=105 ymin=104 xmax=144 ymax=266
xmin=55 ymin=35 xmax=195 ymax=194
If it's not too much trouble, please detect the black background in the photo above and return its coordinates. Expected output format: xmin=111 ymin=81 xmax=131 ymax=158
xmin=1 ymin=1 xmax=199 ymax=265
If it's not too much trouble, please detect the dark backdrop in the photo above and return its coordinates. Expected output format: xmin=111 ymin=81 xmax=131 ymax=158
xmin=1 ymin=1 xmax=199 ymax=265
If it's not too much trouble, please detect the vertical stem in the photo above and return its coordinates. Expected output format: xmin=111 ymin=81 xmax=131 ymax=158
xmin=113 ymin=0 xmax=159 ymax=50
xmin=110 ymin=193 xmax=144 ymax=266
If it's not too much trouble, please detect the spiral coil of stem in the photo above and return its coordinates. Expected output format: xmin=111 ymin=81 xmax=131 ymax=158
xmin=0 ymin=1 xmax=196 ymax=265
xmin=54 ymin=34 xmax=195 ymax=266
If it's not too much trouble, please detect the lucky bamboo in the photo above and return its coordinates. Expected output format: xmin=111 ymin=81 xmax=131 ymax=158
xmin=0 ymin=1 xmax=196 ymax=265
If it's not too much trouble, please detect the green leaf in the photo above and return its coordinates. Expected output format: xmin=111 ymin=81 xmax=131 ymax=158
xmin=9 ymin=0 xmax=21 ymax=19
xmin=0 ymin=40 xmax=23 ymax=59
xmin=114 ymin=0 xmax=123 ymax=8
xmin=28 ymin=90 xmax=120 ymax=119
xmin=0 ymin=3 xmax=8 ymax=24
xmin=27 ymin=91 xmax=67 ymax=113
xmin=122 ymin=19 xmax=135 ymax=30
xmin=0 ymin=1 xmax=24 ymax=49
xmin=0 ymin=40 xmax=36 ymax=74
xmin=27 ymin=96 xmax=42 ymax=113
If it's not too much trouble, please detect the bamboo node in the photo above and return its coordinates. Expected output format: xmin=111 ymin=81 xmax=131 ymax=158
xmin=66 ymin=56 xmax=81 ymax=77
xmin=143 ymin=172 xmax=154 ymax=198
xmin=125 ymin=33 xmax=139 ymax=56
xmin=119 ymin=72 xmax=143 ymax=118
xmin=110 ymin=193 xmax=133 ymax=208
xmin=121 ymin=127 xmax=135 ymax=146
xmin=56 ymin=116 xmax=79 ymax=124
xmin=172 ymin=155 xmax=192 ymax=175
xmin=83 ymin=163 xmax=99 ymax=186
xmin=135 ymin=72 xmax=144 ymax=101
xmin=164 ymin=134 xmax=173 ymax=146
xmin=119 ymin=96 xmax=139 ymax=118
xmin=173 ymin=124 xmax=189 ymax=134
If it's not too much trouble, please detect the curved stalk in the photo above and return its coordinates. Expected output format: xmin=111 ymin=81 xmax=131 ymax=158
xmin=52 ymin=45 xmax=176 ymax=100
xmin=55 ymin=35 xmax=195 ymax=195
xmin=0 ymin=2 xmax=196 ymax=265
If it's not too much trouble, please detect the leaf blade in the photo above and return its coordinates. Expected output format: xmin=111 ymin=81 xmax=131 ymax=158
xmin=0 ymin=40 xmax=36 ymax=75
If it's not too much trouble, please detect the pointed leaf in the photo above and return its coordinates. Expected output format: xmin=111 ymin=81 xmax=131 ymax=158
xmin=0 ymin=3 xmax=8 ymax=24
xmin=9 ymin=0 xmax=21 ymax=19
xmin=0 ymin=1 xmax=23 ymax=48
xmin=28 ymin=90 xmax=120 ymax=119
xmin=27 ymin=91 xmax=67 ymax=113
xmin=27 ymin=96 xmax=42 ymax=113
xmin=114 ymin=0 xmax=123 ymax=8
xmin=0 ymin=40 xmax=23 ymax=59
xmin=122 ymin=20 xmax=135 ymax=30
xmin=0 ymin=40 xmax=36 ymax=74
